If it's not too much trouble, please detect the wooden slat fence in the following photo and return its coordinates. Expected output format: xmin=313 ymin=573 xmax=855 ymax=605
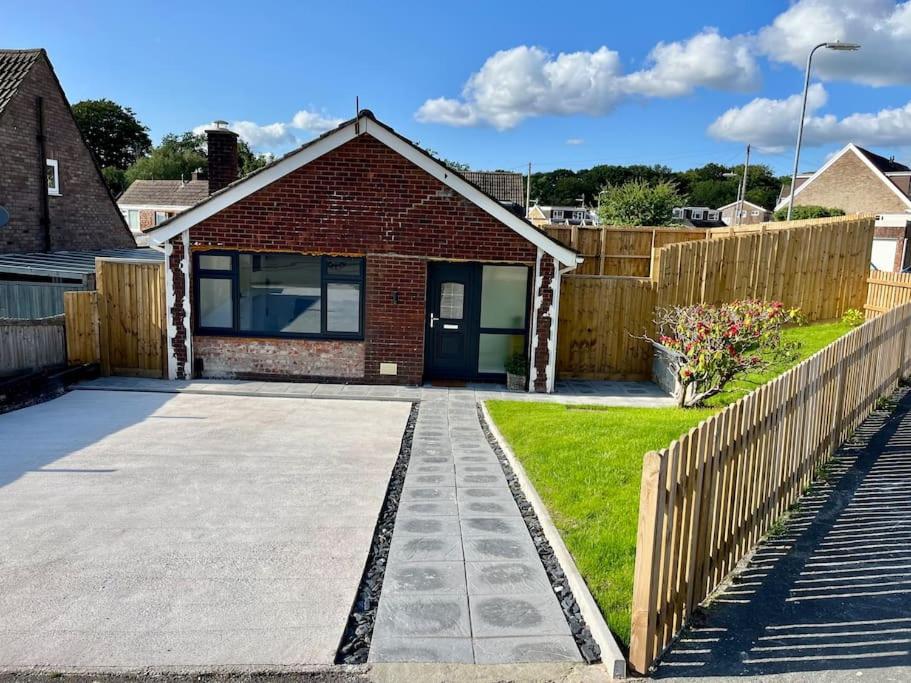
xmin=543 ymin=226 xmax=707 ymax=277
xmin=629 ymin=302 xmax=911 ymax=674
xmin=0 ymin=281 xmax=84 ymax=319
xmin=652 ymin=216 xmax=874 ymax=321
xmin=557 ymin=276 xmax=656 ymax=379
xmin=64 ymin=291 xmax=100 ymax=365
xmin=864 ymin=270 xmax=911 ymax=318
xmin=0 ymin=316 xmax=66 ymax=374
xmin=63 ymin=258 xmax=166 ymax=377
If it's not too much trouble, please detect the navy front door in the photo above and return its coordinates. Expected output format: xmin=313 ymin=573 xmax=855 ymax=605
xmin=425 ymin=263 xmax=477 ymax=379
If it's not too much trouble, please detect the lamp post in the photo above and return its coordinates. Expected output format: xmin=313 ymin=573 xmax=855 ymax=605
xmin=786 ymin=41 xmax=861 ymax=221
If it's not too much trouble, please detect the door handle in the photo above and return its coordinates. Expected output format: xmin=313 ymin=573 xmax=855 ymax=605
xmin=430 ymin=313 xmax=440 ymax=328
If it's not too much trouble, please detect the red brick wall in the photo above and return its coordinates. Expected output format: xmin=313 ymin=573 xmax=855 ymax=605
xmin=0 ymin=55 xmax=135 ymax=253
xmin=532 ymin=253 xmax=555 ymax=392
xmin=168 ymin=238 xmax=189 ymax=379
xmin=173 ymin=133 xmax=539 ymax=385
xmin=194 ymin=336 xmax=364 ymax=380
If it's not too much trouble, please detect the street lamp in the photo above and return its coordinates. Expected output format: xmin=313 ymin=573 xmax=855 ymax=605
xmin=786 ymin=41 xmax=861 ymax=221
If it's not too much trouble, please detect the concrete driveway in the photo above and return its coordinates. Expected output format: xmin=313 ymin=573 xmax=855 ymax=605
xmin=0 ymin=389 xmax=411 ymax=671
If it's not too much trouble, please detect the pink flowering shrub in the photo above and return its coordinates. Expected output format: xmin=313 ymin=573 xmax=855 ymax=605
xmin=652 ymin=300 xmax=800 ymax=407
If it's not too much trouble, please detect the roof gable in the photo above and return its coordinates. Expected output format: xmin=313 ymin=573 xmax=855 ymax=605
xmin=119 ymin=179 xmax=210 ymax=208
xmin=147 ymin=112 xmax=577 ymax=265
xmin=0 ymin=49 xmax=42 ymax=119
xmin=717 ymin=200 xmax=769 ymax=212
xmin=775 ymin=143 xmax=911 ymax=212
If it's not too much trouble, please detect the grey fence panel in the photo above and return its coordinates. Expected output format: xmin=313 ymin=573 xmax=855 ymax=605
xmin=0 ymin=316 xmax=67 ymax=375
xmin=0 ymin=281 xmax=83 ymax=318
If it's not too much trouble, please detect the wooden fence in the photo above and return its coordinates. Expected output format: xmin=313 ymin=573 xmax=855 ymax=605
xmin=0 ymin=316 xmax=66 ymax=374
xmin=556 ymin=276 xmax=656 ymax=379
xmin=543 ymin=226 xmax=707 ymax=277
xmin=652 ymin=216 xmax=873 ymax=321
xmin=628 ymin=301 xmax=911 ymax=674
xmin=63 ymin=258 xmax=166 ymax=377
xmin=0 ymin=281 xmax=84 ymax=319
xmin=864 ymin=270 xmax=911 ymax=318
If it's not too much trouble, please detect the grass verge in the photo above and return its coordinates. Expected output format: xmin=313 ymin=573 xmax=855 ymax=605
xmin=485 ymin=320 xmax=852 ymax=646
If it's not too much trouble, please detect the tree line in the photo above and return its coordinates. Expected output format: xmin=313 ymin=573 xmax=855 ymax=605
xmin=72 ymin=99 xmax=269 ymax=196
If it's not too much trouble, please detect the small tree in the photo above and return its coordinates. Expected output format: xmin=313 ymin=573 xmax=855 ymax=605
xmin=773 ymin=205 xmax=845 ymax=221
xmin=597 ymin=179 xmax=686 ymax=226
xmin=649 ymin=300 xmax=799 ymax=407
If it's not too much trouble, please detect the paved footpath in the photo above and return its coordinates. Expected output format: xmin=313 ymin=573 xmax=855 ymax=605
xmin=369 ymin=391 xmax=581 ymax=664
xmin=653 ymin=388 xmax=911 ymax=682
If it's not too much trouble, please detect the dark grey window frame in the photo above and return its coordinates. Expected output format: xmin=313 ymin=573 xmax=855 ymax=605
xmin=193 ymin=250 xmax=365 ymax=340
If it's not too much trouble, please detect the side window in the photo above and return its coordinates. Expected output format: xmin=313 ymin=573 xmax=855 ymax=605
xmin=46 ymin=159 xmax=60 ymax=195
xmin=127 ymin=210 xmax=141 ymax=230
xmin=154 ymin=211 xmax=169 ymax=225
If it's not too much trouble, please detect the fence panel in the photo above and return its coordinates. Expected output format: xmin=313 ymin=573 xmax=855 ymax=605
xmin=64 ymin=291 xmax=100 ymax=365
xmin=865 ymin=270 xmax=911 ymax=318
xmin=0 ymin=281 xmax=84 ymax=318
xmin=628 ymin=302 xmax=911 ymax=674
xmin=653 ymin=217 xmax=874 ymax=321
xmin=0 ymin=316 xmax=66 ymax=374
xmin=556 ymin=276 xmax=656 ymax=379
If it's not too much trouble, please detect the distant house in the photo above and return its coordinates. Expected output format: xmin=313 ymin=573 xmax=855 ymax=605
xmin=0 ymin=49 xmax=135 ymax=254
xmin=775 ymin=143 xmax=911 ymax=271
xmin=717 ymin=200 xmax=772 ymax=226
xmin=527 ymin=205 xmax=598 ymax=227
xmin=118 ymin=174 xmax=210 ymax=235
xmin=462 ymin=171 xmax=526 ymax=215
xmin=671 ymin=206 xmax=725 ymax=228
xmin=0 ymin=48 xmax=152 ymax=318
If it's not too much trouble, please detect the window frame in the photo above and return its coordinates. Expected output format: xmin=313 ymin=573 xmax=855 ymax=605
xmin=475 ymin=264 xmax=532 ymax=379
xmin=154 ymin=211 xmax=169 ymax=225
xmin=46 ymin=159 xmax=60 ymax=196
xmin=193 ymin=250 xmax=366 ymax=340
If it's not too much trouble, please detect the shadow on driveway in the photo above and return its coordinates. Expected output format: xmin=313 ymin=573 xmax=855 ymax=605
xmin=653 ymin=388 xmax=911 ymax=679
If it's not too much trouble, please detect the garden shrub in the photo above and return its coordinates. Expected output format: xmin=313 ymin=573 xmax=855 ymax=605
xmin=841 ymin=308 xmax=865 ymax=327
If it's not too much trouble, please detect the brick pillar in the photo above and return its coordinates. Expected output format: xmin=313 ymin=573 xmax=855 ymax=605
xmin=206 ymin=123 xmax=239 ymax=194
xmin=532 ymin=253 xmax=556 ymax=393
xmin=167 ymin=236 xmax=189 ymax=379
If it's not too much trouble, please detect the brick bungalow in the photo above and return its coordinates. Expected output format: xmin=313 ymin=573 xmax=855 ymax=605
xmin=776 ymin=143 xmax=911 ymax=271
xmin=147 ymin=111 xmax=580 ymax=392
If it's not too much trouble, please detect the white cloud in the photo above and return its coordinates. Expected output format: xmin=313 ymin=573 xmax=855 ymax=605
xmin=566 ymin=138 xmax=584 ymax=145
xmin=416 ymin=30 xmax=759 ymax=130
xmin=709 ymin=84 xmax=911 ymax=152
xmin=624 ymin=29 xmax=759 ymax=97
xmin=758 ymin=0 xmax=911 ymax=86
xmin=194 ymin=109 xmax=343 ymax=152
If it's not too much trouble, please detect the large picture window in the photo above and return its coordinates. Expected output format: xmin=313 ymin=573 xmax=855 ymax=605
xmin=194 ymin=251 xmax=364 ymax=339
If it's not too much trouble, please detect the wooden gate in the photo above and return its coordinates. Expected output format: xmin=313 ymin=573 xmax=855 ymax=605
xmin=64 ymin=258 xmax=166 ymax=377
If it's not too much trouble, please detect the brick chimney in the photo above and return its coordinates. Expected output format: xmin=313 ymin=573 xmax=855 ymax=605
xmin=206 ymin=121 xmax=238 ymax=194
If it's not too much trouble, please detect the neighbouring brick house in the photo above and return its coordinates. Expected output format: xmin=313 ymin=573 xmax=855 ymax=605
xmin=0 ymin=49 xmax=135 ymax=254
xmin=462 ymin=170 xmax=526 ymax=214
xmin=147 ymin=111 xmax=579 ymax=392
xmin=776 ymin=143 xmax=911 ymax=271
xmin=117 ymin=175 xmax=209 ymax=234
xmin=717 ymin=200 xmax=771 ymax=226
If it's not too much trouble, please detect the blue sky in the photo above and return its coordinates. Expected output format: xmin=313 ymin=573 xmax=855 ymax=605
xmin=6 ymin=1 xmax=911 ymax=176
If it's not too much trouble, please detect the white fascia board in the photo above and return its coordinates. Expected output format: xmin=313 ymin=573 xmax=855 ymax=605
xmin=147 ymin=120 xmax=360 ymax=245
xmin=118 ymin=203 xmax=193 ymax=213
xmin=361 ymin=118 xmax=577 ymax=266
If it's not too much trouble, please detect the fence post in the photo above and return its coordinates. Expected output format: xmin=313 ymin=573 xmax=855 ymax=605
xmin=630 ymin=450 xmax=665 ymax=674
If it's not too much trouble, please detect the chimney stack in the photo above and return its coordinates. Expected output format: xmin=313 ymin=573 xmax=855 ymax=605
xmin=206 ymin=120 xmax=238 ymax=194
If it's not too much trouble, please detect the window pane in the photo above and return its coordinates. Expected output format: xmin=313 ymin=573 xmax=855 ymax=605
xmin=127 ymin=210 xmax=140 ymax=230
xmin=46 ymin=162 xmax=57 ymax=191
xmin=238 ymin=253 xmax=321 ymax=334
xmin=327 ymin=282 xmax=361 ymax=333
xmin=480 ymin=266 xmax=527 ymax=329
xmin=199 ymin=278 xmax=233 ymax=328
xmin=199 ymin=254 xmax=232 ymax=271
xmin=478 ymin=334 xmax=525 ymax=374
xmin=440 ymin=282 xmax=464 ymax=319
xmin=326 ymin=257 xmax=361 ymax=277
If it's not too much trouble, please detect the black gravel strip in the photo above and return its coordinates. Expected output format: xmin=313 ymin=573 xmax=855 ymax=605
xmin=334 ymin=402 xmax=419 ymax=665
xmin=477 ymin=403 xmax=602 ymax=664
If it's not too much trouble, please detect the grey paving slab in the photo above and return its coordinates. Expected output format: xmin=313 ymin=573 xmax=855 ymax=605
xmin=400 ymin=486 xmax=457 ymax=502
xmin=0 ymin=390 xmax=411 ymax=669
xmin=473 ymin=636 xmax=582 ymax=664
xmin=461 ymin=516 xmax=529 ymax=537
xmin=463 ymin=536 xmax=541 ymax=562
xmin=393 ymin=516 xmax=462 ymax=536
xmin=458 ymin=498 xmax=521 ymax=518
xmin=383 ymin=561 xmax=467 ymax=594
xmin=388 ymin=535 xmax=464 ymax=562
xmin=374 ymin=594 xmax=471 ymax=638
xmin=466 ymin=561 xmax=553 ymax=595
xmin=368 ymin=636 xmax=474 ymax=664
xmin=469 ymin=593 xmax=573 ymax=638
xmin=399 ymin=500 xmax=460 ymax=517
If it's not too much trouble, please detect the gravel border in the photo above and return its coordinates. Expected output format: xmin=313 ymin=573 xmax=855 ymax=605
xmin=335 ymin=402 xmax=419 ymax=664
xmin=476 ymin=403 xmax=602 ymax=664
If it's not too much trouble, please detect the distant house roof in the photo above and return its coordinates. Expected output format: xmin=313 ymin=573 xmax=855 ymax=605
xmin=462 ymin=171 xmax=526 ymax=207
xmin=0 ymin=248 xmax=163 ymax=280
xmin=118 ymin=179 xmax=210 ymax=209
xmin=717 ymin=199 xmax=770 ymax=213
xmin=0 ymin=49 xmax=43 ymax=118
xmin=855 ymin=146 xmax=911 ymax=174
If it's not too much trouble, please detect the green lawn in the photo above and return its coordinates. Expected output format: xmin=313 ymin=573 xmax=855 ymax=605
xmin=485 ymin=320 xmax=852 ymax=647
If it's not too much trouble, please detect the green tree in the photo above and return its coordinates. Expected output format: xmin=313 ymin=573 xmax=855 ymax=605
xmin=73 ymin=99 xmax=151 ymax=169
xmin=597 ymin=179 xmax=687 ymax=226
xmin=772 ymin=205 xmax=845 ymax=221
xmin=102 ymin=167 xmax=127 ymax=196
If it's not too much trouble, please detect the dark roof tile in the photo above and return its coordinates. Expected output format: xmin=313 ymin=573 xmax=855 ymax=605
xmin=0 ymin=49 xmax=43 ymax=118
xmin=118 ymin=179 xmax=210 ymax=208
xmin=462 ymin=171 xmax=526 ymax=206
